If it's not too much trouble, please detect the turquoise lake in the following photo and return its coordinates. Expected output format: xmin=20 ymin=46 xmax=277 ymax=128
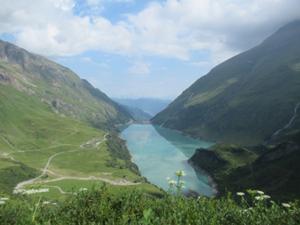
xmin=121 ymin=124 xmax=215 ymax=196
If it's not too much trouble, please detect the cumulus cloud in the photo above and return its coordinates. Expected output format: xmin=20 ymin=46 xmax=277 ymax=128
xmin=127 ymin=0 xmax=300 ymax=63
xmin=0 ymin=0 xmax=133 ymax=56
xmin=1 ymin=0 xmax=300 ymax=64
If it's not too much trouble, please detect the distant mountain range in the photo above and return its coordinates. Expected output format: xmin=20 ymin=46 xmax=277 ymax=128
xmin=120 ymin=104 xmax=152 ymax=122
xmin=152 ymin=21 xmax=300 ymax=146
xmin=114 ymin=98 xmax=171 ymax=117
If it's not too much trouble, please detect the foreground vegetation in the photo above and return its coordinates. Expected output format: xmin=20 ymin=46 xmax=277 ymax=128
xmin=0 ymin=185 xmax=299 ymax=225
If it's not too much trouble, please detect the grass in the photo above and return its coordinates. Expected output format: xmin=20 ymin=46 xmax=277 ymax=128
xmin=0 ymin=187 xmax=299 ymax=225
xmin=0 ymin=84 xmax=160 ymax=197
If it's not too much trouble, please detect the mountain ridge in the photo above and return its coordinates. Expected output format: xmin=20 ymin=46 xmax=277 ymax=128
xmin=0 ymin=39 xmax=132 ymax=129
xmin=152 ymin=20 xmax=300 ymax=146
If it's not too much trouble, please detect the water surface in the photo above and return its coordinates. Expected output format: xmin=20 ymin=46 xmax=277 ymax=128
xmin=121 ymin=124 xmax=215 ymax=196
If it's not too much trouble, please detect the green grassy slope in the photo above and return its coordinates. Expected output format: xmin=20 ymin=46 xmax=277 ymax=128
xmin=152 ymin=21 xmax=300 ymax=146
xmin=0 ymin=84 xmax=160 ymax=196
xmin=0 ymin=40 xmax=131 ymax=128
xmin=0 ymin=40 xmax=161 ymax=196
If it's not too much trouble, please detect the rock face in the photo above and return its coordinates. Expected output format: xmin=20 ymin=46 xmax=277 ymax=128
xmin=0 ymin=40 xmax=131 ymax=128
xmin=152 ymin=21 xmax=300 ymax=146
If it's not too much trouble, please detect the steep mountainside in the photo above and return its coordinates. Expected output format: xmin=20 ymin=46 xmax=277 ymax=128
xmin=189 ymin=131 xmax=300 ymax=200
xmin=0 ymin=41 xmax=162 ymax=196
xmin=0 ymin=40 xmax=131 ymax=128
xmin=152 ymin=21 xmax=300 ymax=146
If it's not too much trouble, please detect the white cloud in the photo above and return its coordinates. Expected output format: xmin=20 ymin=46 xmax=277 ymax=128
xmin=0 ymin=0 xmax=133 ymax=56
xmin=128 ymin=61 xmax=150 ymax=75
xmin=126 ymin=0 xmax=300 ymax=63
xmin=1 ymin=0 xmax=300 ymax=64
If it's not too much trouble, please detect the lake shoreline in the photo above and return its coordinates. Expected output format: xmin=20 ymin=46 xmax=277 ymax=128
xmin=120 ymin=123 xmax=216 ymax=197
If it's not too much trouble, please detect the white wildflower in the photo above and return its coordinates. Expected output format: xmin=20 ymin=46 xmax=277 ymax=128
xmin=282 ymin=203 xmax=291 ymax=208
xmin=262 ymin=195 xmax=271 ymax=199
xmin=256 ymin=190 xmax=264 ymax=195
xmin=0 ymin=200 xmax=5 ymax=205
xmin=43 ymin=201 xmax=51 ymax=205
xmin=241 ymin=209 xmax=248 ymax=213
xmin=236 ymin=192 xmax=245 ymax=196
xmin=255 ymin=196 xmax=264 ymax=201
xmin=175 ymin=170 xmax=186 ymax=177
xmin=0 ymin=197 xmax=9 ymax=201
xmin=168 ymin=180 xmax=176 ymax=186
xmin=79 ymin=188 xmax=88 ymax=192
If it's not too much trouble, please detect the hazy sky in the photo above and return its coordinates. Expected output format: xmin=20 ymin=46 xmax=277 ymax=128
xmin=1 ymin=0 xmax=300 ymax=99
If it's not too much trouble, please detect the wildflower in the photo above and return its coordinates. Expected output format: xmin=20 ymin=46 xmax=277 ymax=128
xmin=262 ymin=195 xmax=271 ymax=199
xmin=256 ymin=190 xmax=264 ymax=195
xmin=79 ymin=188 xmax=88 ymax=192
xmin=175 ymin=170 xmax=186 ymax=177
xmin=241 ymin=209 xmax=248 ymax=213
xmin=236 ymin=192 xmax=245 ymax=196
xmin=43 ymin=201 xmax=51 ymax=205
xmin=168 ymin=180 xmax=176 ymax=186
xmin=255 ymin=196 xmax=264 ymax=201
xmin=0 ymin=197 xmax=9 ymax=201
xmin=0 ymin=200 xmax=5 ymax=205
xmin=282 ymin=203 xmax=291 ymax=208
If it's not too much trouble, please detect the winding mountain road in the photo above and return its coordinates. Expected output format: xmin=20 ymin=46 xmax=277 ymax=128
xmin=14 ymin=133 xmax=139 ymax=194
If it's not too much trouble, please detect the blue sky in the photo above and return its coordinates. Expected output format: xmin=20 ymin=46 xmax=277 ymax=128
xmin=1 ymin=0 xmax=300 ymax=99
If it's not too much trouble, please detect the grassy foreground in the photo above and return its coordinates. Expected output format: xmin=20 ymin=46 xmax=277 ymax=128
xmin=0 ymin=186 xmax=299 ymax=225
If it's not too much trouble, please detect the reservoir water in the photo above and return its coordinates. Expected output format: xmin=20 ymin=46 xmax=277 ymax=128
xmin=121 ymin=124 xmax=215 ymax=196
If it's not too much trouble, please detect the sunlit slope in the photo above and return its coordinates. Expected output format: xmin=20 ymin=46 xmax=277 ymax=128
xmin=0 ymin=40 xmax=131 ymax=128
xmin=0 ymin=39 xmax=158 ymax=196
xmin=0 ymin=84 xmax=160 ymax=196
xmin=152 ymin=21 xmax=300 ymax=145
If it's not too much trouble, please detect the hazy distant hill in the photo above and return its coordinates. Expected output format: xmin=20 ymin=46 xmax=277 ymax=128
xmin=0 ymin=40 xmax=131 ymax=128
xmin=152 ymin=21 xmax=300 ymax=146
xmin=120 ymin=104 xmax=152 ymax=122
xmin=114 ymin=98 xmax=171 ymax=117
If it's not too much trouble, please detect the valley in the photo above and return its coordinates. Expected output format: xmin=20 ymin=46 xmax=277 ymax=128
xmin=0 ymin=41 xmax=161 ymax=199
xmin=1 ymin=2 xmax=300 ymax=224
xmin=121 ymin=124 xmax=214 ymax=196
